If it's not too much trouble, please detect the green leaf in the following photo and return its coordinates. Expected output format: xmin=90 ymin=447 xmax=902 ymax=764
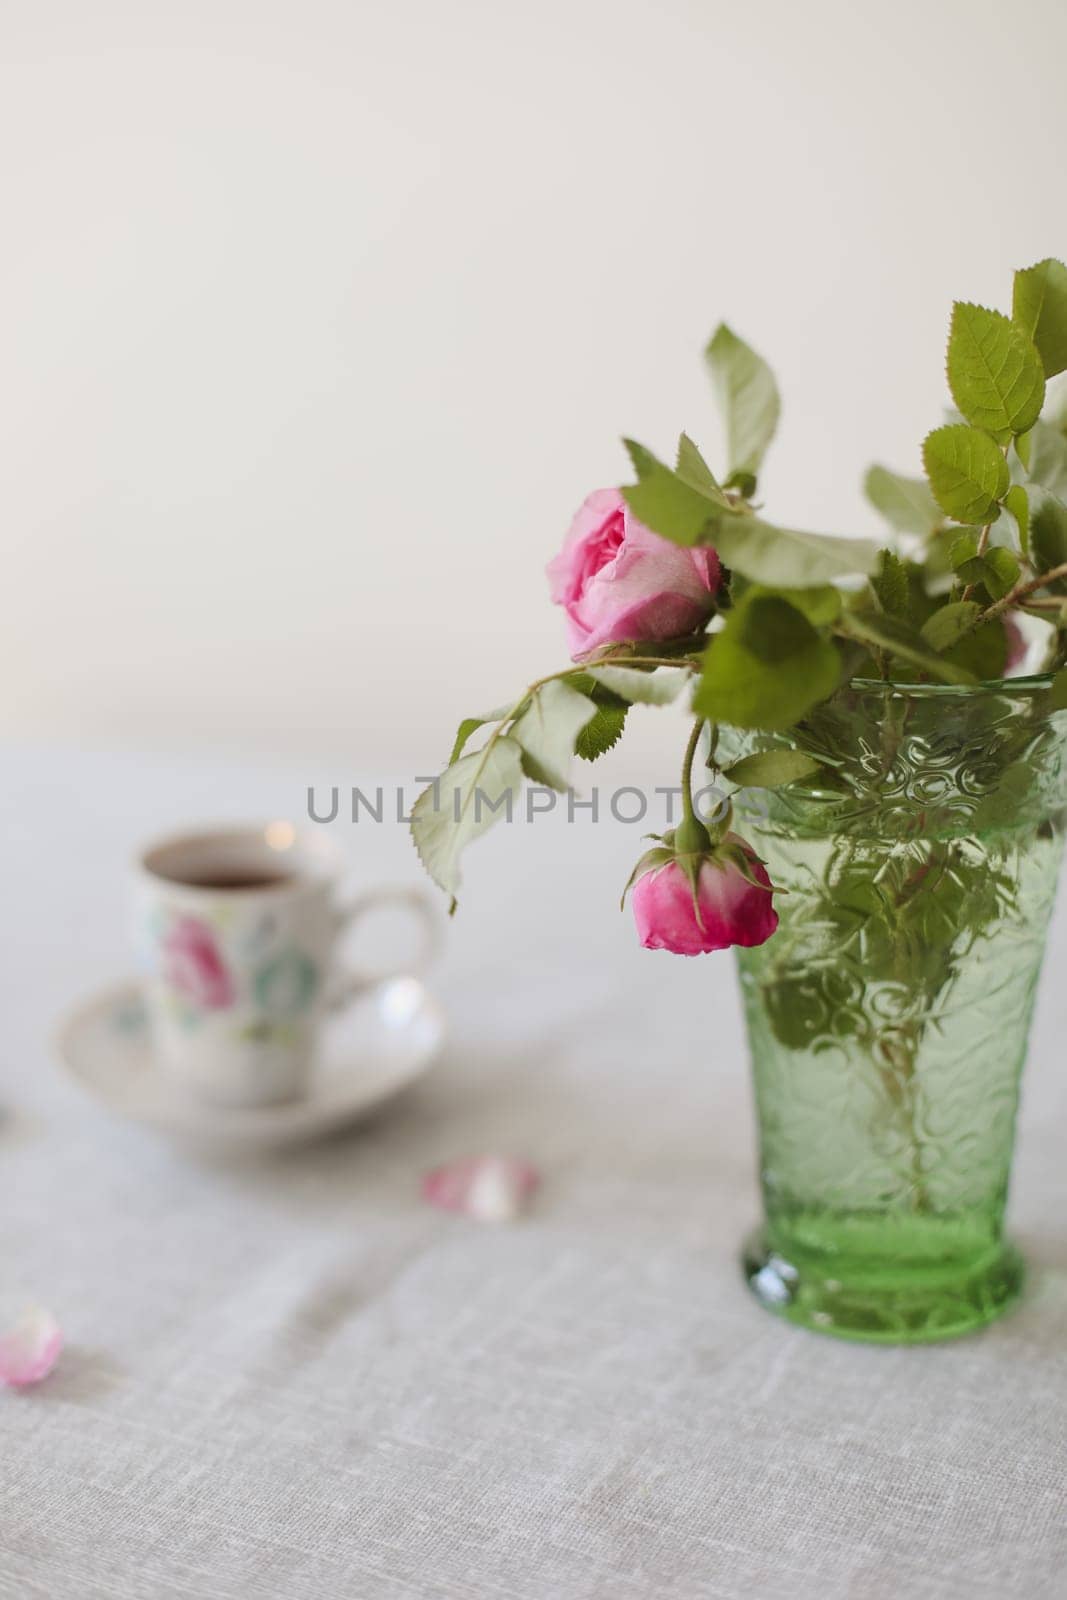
xmin=565 ymin=672 xmax=630 ymax=760
xmin=449 ymin=717 xmax=487 ymax=766
xmin=948 ymin=530 xmax=980 ymax=570
xmin=721 ymin=749 xmax=823 ymax=788
xmin=674 ymin=433 xmax=727 ymax=500
xmin=621 ymin=441 xmax=718 ymax=547
xmin=863 ymin=465 xmax=942 ymax=536
xmin=1047 ymin=379 xmax=1067 ymax=429
xmin=510 ymin=680 xmax=598 ymax=792
xmin=871 ymin=548 xmax=910 ymax=618
xmin=743 ymin=582 xmax=842 ymax=625
xmin=1012 ymin=258 xmax=1067 ymax=378
xmin=567 ymin=671 xmax=628 ymax=705
xmin=1025 ymin=419 xmax=1067 ymax=498
xmin=924 ymin=525 xmax=971 ymax=580
xmin=944 ymin=621 xmax=1008 ymax=681
xmin=704 ymin=323 xmax=781 ymax=478
xmin=1029 ymin=488 xmax=1067 ymax=593
xmin=1049 ymin=665 xmax=1067 ymax=711
xmin=838 ymin=611 xmax=976 ymax=684
xmin=981 ymin=545 xmax=1020 ymax=601
xmin=448 ymin=707 xmax=510 ymax=766
xmin=953 ymin=556 xmax=989 ymax=586
xmin=922 ymin=424 xmax=1010 ymax=523
xmin=693 ymin=595 xmax=841 ymax=730
xmin=1002 ymin=484 xmax=1030 ymax=560
xmin=411 ymin=737 xmax=524 ymax=904
xmin=946 ymin=302 xmax=1045 ymax=442
xmin=711 ymin=512 xmax=877 ymax=586
xmin=953 ymin=550 xmax=1019 ymax=601
xmin=586 ymin=664 xmax=691 ymax=704
xmin=1015 ymin=428 xmax=1033 ymax=471
xmin=574 ymin=702 xmax=627 ymax=761
xmin=920 ymin=601 xmax=981 ymax=652
xmin=624 ymin=440 xmax=876 ymax=583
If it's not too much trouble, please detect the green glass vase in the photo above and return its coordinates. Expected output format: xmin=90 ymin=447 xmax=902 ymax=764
xmin=723 ymin=677 xmax=1067 ymax=1344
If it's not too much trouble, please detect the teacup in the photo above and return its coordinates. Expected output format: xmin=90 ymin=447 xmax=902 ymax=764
xmin=134 ymin=821 xmax=438 ymax=1107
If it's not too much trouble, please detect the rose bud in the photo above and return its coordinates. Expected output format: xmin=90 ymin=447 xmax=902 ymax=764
xmin=628 ymin=830 xmax=778 ymax=957
xmin=546 ymin=488 xmax=720 ymax=660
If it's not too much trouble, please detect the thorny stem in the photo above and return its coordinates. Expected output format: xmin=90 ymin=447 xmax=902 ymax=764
xmin=506 ymin=653 xmax=702 ymax=744
xmin=877 ymin=1025 xmax=932 ymax=1215
xmin=453 ymin=650 xmax=705 ymax=829
xmin=961 ymin=440 xmax=1007 ymax=604
xmin=867 ymin=834 xmax=940 ymax=1214
xmin=959 ymin=430 xmax=1067 ymax=624
xmin=980 ymin=561 xmax=1067 ymax=623
xmin=856 ymin=705 xmax=934 ymax=1211
xmin=586 ymin=653 xmax=703 ymax=670
xmin=960 ymin=519 xmax=995 ymax=604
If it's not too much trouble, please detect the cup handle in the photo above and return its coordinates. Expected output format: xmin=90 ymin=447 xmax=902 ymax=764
xmin=326 ymin=886 xmax=441 ymax=1011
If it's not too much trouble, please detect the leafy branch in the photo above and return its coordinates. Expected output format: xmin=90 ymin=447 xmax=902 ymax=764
xmin=416 ymin=262 xmax=1067 ymax=910
xmin=977 ymin=561 xmax=1067 ymax=624
xmin=412 ymin=651 xmax=702 ymax=905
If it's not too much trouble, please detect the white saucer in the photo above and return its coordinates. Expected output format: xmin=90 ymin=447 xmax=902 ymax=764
xmin=55 ymin=977 xmax=445 ymax=1151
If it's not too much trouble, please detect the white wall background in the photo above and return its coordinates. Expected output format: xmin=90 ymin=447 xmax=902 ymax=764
xmin=4 ymin=0 xmax=1067 ymax=772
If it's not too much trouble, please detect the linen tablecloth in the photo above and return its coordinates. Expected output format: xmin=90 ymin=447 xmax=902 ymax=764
xmin=2 ymin=745 xmax=1066 ymax=1599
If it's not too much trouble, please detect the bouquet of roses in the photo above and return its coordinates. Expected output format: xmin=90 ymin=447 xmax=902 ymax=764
xmin=412 ymin=259 xmax=1067 ymax=955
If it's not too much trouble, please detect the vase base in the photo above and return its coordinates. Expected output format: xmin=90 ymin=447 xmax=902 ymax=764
xmin=742 ymin=1229 xmax=1025 ymax=1345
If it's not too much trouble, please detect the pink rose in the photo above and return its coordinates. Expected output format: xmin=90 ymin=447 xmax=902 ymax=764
xmin=632 ymin=834 xmax=778 ymax=956
xmin=547 ymin=488 xmax=720 ymax=660
xmin=162 ymin=916 xmax=235 ymax=1009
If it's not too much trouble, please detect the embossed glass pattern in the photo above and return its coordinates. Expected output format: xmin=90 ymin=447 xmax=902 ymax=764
xmin=721 ymin=678 xmax=1067 ymax=1343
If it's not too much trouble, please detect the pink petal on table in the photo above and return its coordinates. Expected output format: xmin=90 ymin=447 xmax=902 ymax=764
xmin=422 ymin=1156 xmax=540 ymax=1223
xmin=0 ymin=1306 xmax=62 ymax=1388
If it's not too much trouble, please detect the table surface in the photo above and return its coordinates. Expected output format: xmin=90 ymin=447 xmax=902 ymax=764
xmin=3 ymin=743 xmax=1067 ymax=1600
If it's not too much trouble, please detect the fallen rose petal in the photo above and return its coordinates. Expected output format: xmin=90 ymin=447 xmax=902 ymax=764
xmin=422 ymin=1156 xmax=540 ymax=1223
xmin=0 ymin=1305 xmax=62 ymax=1388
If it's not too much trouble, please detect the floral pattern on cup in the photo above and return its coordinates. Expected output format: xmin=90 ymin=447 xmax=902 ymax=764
xmin=235 ymin=1018 xmax=301 ymax=1047
xmin=253 ymin=948 xmax=318 ymax=1018
xmin=240 ymin=910 xmax=280 ymax=962
xmin=162 ymin=916 xmax=236 ymax=1011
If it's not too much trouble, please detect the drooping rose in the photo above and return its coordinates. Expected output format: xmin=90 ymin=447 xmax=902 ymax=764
xmin=632 ymin=833 xmax=778 ymax=956
xmin=162 ymin=916 xmax=235 ymax=1009
xmin=547 ymin=488 xmax=720 ymax=660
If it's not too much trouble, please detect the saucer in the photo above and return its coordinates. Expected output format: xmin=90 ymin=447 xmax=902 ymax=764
xmin=55 ymin=977 xmax=445 ymax=1151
